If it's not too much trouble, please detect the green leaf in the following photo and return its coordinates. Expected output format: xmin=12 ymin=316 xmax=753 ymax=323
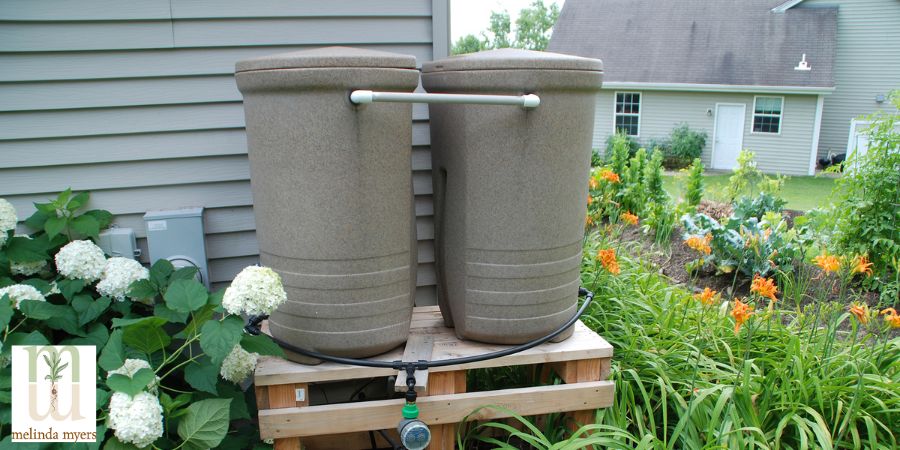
xmin=44 ymin=305 xmax=83 ymax=336
xmin=0 ymin=295 xmax=14 ymax=330
xmin=154 ymin=303 xmax=189 ymax=324
xmin=128 ymin=279 xmax=158 ymax=299
xmin=106 ymin=368 xmax=155 ymax=397
xmin=122 ymin=317 xmax=171 ymax=354
xmin=200 ymin=316 xmax=244 ymax=365
xmin=71 ymin=214 xmax=100 ymax=240
xmin=150 ymin=259 xmax=174 ymax=291
xmin=72 ymin=294 xmax=111 ymax=326
xmin=5 ymin=330 xmax=49 ymax=347
xmin=18 ymin=300 xmax=58 ymax=320
xmin=208 ymin=289 xmax=224 ymax=307
xmin=184 ymin=357 xmax=219 ymax=395
xmin=169 ymin=266 xmax=200 ymax=284
xmin=178 ymin=304 xmax=215 ymax=339
xmin=56 ymin=188 xmax=73 ymax=205
xmin=99 ymin=329 xmax=126 ymax=372
xmin=57 ymin=278 xmax=85 ymax=301
xmin=83 ymin=209 xmax=113 ymax=229
xmin=44 ymin=215 xmax=67 ymax=240
xmin=160 ymin=392 xmax=193 ymax=417
xmin=164 ymin=279 xmax=208 ymax=313
xmin=4 ymin=236 xmax=49 ymax=262
xmin=21 ymin=278 xmax=52 ymax=295
xmin=67 ymin=191 xmax=90 ymax=211
xmin=216 ymin=382 xmax=251 ymax=421
xmin=240 ymin=334 xmax=285 ymax=358
xmin=24 ymin=210 xmax=49 ymax=231
xmin=102 ymin=435 xmax=141 ymax=450
xmin=61 ymin=323 xmax=109 ymax=347
xmin=176 ymin=398 xmax=232 ymax=450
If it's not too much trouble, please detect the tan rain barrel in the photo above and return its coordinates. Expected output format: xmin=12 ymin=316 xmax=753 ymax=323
xmin=422 ymin=48 xmax=603 ymax=344
xmin=235 ymin=47 xmax=420 ymax=361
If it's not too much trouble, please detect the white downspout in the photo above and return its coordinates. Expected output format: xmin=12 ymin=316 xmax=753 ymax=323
xmin=808 ymin=94 xmax=825 ymax=175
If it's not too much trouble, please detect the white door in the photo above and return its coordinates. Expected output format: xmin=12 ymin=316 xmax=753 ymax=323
xmin=712 ymin=104 xmax=746 ymax=170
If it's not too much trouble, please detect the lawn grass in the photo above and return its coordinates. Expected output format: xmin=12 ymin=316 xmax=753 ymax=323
xmin=662 ymin=173 xmax=836 ymax=211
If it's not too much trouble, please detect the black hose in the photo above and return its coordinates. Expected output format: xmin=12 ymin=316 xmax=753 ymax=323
xmin=245 ymin=287 xmax=594 ymax=371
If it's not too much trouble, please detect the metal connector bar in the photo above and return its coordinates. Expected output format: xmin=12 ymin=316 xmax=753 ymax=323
xmin=350 ymin=90 xmax=540 ymax=108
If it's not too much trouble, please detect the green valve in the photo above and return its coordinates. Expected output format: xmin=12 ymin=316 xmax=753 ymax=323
xmin=402 ymin=402 xmax=419 ymax=419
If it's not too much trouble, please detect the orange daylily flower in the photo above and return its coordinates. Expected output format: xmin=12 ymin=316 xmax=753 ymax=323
xmin=684 ymin=234 xmax=712 ymax=255
xmin=587 ymin=194 xmax=593 ymax=206
xmin=598 ymin=169 xmax=621 ymax=183
xmin=750 ymin=275 xmax=778 ymax=302
xmin=694 ymin=287 xmax=721 ymax=306
xmin=597 ymin=248 xmax=620 ymax=275
xmin=731 ymin=299 xmax=754 ymax=334
xmin=621 ymin=211 xmax=639 ymax=226
xmin=588 ymin=177 xmax=600 ymax=190
xmin=850 ymin=255 xmax=874 ymax=277
xmin=813 ymin=251 xmax=841 ymax=273
xmin=849 ymin=302 xmax=870 ymax=325
xmin=585 ymin=215 xmax=594 ymax=226
xmin=881 ymin=308 xmax=900 ymax=328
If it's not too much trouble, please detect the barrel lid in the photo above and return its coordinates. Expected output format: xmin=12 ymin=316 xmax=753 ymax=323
xmin=422 ymin=48 xmax=602 ymax=73
xmin=236 ymin=46 xmax=418 ymax=73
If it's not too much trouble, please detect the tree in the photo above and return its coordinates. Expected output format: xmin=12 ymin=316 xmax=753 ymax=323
xmin=450 ymin=0 xmax=560 ymax=54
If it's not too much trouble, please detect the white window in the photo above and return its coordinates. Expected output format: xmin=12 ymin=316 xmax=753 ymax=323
xmin=752 ymin=96 xmax=783 ymax=134
xmin=614 ymin=92 xmax=641 ymax=136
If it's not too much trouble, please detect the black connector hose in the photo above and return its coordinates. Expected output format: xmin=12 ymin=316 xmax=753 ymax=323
xmin=245 ymin=287 xmax=594 ymax=370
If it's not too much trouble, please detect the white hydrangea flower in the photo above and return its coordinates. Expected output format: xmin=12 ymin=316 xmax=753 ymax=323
xmin=96 ymin=257 xmax=150 ymax=301
xmin=107 ymin=359 xmax=159 ymax=394
xmin=221 ymin=266 xmax=287 ymax=316
xmin=219 ymin=345 xmax=259 ymax=383
xmin=0 ymin=199 xmax=16 ymax=248
xmin=11 ymin=260 xmax=46 ymax=277
xmin=108 ymin=391 xmax=164 ymax=448
xmin=0 ymin=284 xmax=46 ymax=309
xmin=54 ymin=239 xmax=106 ymax=282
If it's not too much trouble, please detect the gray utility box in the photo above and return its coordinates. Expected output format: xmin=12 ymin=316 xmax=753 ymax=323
xmin=422 ymin=49 xmax=603 ymax=344
xmin=235 ymin=47 xmax=420 ymax=361
xmin=143 ymin=207 xmax=210 ymax=288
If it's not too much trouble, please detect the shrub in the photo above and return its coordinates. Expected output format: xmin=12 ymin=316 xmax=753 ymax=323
xmin=684 ymin=158 xmax=704 ymax=209
xmin=681 ymin=212 xmax=798 ymax=277
xmin=0 ymin=190 xmax=284 ymax=448
xmin=825 ymin=91 xmax=900 ymax=281
xmin=604 ymin=131 xmax=640 ymax=160
xmin=651 ymin=124 xmax=707 ymax=169
xmin=731 ymin=191 xmax=787 ymax=222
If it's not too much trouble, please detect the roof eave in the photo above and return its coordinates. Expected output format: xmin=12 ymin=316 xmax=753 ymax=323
xmin=771 ymin=0 xmax=806 ymax=14
xmin=602 ymin=82 xmax=835 ymax=95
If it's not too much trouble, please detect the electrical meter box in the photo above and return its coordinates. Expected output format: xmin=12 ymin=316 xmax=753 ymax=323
xmin=143 ymin=207 xmax=210 ymax=288
xmin=98 ymin=227 xmax=140 ymax=260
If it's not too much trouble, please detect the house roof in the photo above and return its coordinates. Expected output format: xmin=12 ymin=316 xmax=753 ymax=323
xmin=547 ymin=0 xmax=837 ymax=90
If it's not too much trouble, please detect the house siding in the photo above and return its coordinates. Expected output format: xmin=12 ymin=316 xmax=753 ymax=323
xmin=0 ymin=0 xmax=448 ymax=305
xmin=797 ymin=0 xmax=900 ymax=158
xmin=593 ymin=90 xmax=819 ymax=175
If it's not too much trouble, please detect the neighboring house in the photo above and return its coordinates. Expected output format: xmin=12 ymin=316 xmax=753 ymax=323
xmin=550 ymin=0 xmax=899 ymax=175
xmin=0 ymin=0 xmax=450 ymax=306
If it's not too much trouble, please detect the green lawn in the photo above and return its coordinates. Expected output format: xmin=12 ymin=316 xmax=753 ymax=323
xmin=662 ymin=173 xmax=836 ymax=211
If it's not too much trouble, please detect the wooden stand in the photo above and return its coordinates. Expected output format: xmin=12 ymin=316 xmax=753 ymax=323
xmin=255 ymin=306 xmax=614 ymax=449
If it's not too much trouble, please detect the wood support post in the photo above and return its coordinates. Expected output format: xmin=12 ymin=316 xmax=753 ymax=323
xmin=552 ymin=359 xmax=601 ymax=432
xmin=269 ymin=383 xmax=309 ymax=450
xmin=424 ymin=370 xmax=466 ymax=449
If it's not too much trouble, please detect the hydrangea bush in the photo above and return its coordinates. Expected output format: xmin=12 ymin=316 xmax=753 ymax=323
xmin=0 ymin=190 xmax=287 ymax=449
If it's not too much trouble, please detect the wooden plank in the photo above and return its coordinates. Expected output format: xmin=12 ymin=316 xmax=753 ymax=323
xmin=172 ymin=18 xmax=432 ymax=48
xmin=0 ymin=155 xmax=250 ymax=196
xmin=258 ymin=381 xmax=615 ymax=439
xmin=0 ymin=0 xmax=171 ymax=21
xmin=0 ymin=21 xmax=174 ymax=52
xmin=255 ymin=385 xmax=270 ymax=410
xmin=171 ymin=0 xmax=431 ymax=19
xmin=0 ymin=130 xmax=247 ymax=169
xmin=0 ymin=44 xmax=433 ymax=82
xmin=394 ymin=335 xmax=435 ymax=393
xmin=254 ymin=318 xmax=613 ymax=386
xmin=268 ymin=383 xmax=307 ymax=450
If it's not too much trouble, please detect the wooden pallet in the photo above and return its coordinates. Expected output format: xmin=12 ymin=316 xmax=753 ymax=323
xmin=254 ymin=306 xmax=615 ymax=450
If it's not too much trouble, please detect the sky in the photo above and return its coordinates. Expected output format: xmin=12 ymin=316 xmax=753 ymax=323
xmin=450 ymin=0 xmax=566 ymax=43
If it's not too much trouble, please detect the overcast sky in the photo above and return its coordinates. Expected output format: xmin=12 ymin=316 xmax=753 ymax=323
xmin=450 ymin=0 xmax=566 ymax=43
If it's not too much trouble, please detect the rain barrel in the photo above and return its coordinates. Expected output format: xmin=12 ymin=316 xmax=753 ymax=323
xmin=421 ymin=48 xmax=603 ymax=344
xmin=235 ymin=47 xmax=420 ymax=361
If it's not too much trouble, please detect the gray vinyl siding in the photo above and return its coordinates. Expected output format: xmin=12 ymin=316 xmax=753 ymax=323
xmin=797 ymin=0 xmax=900 ymax=158
xmin=593 ymin=90 xmax=819 ymax=175
xmin=0 ymin=0 xmax=449 ymax=306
